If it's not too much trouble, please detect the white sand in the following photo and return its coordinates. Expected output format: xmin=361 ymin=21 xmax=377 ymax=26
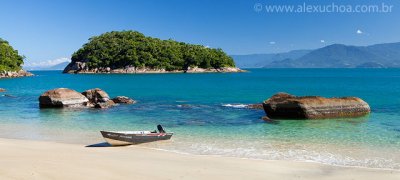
xmin=0 ymin=138 xmax=399 ymax=180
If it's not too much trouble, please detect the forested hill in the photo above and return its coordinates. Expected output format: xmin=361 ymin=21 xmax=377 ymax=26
xmin=64 ymin=31 xmax=238 ymax=73
xmin=0 ymin=38 xmax=24 ymax=71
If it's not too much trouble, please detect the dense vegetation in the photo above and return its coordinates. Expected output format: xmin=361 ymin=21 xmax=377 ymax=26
xmin=71 ymin=31 xmax=236 ymax=71
xmin=0 ymin=38 xmax=24 ymax=71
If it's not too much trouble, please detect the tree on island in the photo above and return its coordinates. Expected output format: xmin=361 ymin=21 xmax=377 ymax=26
xmin=0 ymin=38 xmax=25 ymax=71
xmin=67 ymin=31 xmax=236 ymax=72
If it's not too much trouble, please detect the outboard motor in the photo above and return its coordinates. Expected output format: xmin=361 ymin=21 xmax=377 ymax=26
xmin=157 ymin=124 xmax=166 ymax=133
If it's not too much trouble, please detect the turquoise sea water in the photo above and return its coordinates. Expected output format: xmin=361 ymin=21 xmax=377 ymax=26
xmin=1 ymin=69 xmax=400 ymax=169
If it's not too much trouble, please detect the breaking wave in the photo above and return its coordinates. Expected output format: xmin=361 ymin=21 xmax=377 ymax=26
xmin=221 ymin=104 xmax=248 ymax=108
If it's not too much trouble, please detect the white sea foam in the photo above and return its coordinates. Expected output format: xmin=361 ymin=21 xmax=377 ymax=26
xmin=139 ymin=139 xmax=400 ymax=170
xmin=222 ymin=104 xmax=248 ymax=108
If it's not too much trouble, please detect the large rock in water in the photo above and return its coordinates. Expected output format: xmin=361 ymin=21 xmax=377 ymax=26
xmin=82 ymin=88 xmax=110 ymax=104
xmin=94 ymin=99 xmax=116 ymax=109
xmin=81 ymin=88 xmax=116 ymax=108
xmin=262 ymin=93 xmax=370 ymax=119
xmin=39 ymin=88 xmax=89 ymax=108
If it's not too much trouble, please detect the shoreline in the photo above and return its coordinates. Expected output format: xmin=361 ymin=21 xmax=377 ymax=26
xmin=1 ymin=137 xmax=399 ymax=180
xmin=0 ymin=70 xmax=33 ymax=78
xmin=2 ymin=133 xmax=400 ymax=171
xmin=65 ymin=70 xmax=248 ymax=74
xmin=145 ymin=146 xmax=400 ymax=172
xmin=63 ymin=65 xmax=247 ymax=74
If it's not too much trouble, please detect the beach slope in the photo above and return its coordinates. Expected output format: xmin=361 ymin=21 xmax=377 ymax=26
xmin=0 ymin=138 xmax=399 ymax=180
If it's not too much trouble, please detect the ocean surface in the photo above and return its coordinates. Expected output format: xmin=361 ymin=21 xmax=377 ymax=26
xmin=1 ymin=69 xmax=400 ymax=169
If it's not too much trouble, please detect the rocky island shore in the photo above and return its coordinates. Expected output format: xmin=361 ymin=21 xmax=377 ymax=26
xmin=262 ymin=92 xmax=370 ymax=119
xmin=0 ymin=70 xmax=33 ymax=78
xmin=63 ymin=63 xmax=244 ymax=74
xmin=1 ymin=38 xmax=33 ymax=78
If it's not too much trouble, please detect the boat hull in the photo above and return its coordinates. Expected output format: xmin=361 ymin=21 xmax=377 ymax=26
xmin=100 ymin=131 xmax=173 ymax=146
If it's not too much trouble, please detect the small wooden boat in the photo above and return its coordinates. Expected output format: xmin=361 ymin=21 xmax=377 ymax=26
xmin=100 ymin=125 xmax=173 ymax=146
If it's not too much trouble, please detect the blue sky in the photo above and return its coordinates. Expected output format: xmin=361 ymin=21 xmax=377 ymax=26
xmin=1 ymin=0 xmax=399 ymax=66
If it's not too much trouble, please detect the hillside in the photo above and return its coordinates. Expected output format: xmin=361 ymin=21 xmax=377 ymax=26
xmin=264 ymin=42 xmax=400 ymax=68
xmin=0 ymin=38 xmax=24 ymax=71
xmin=64 ymin=31 xmax=240 ymax=73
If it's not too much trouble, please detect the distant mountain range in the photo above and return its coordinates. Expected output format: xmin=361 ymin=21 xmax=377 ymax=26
xmin=24 ymin=61 xmax=70 ymax=70
xmin=232 ymin=42 xmax=400 ymax=68
xmin=24 ymin=42 xmax=400 ymax=70
xmin=231 ymin=50 xmax=311 ymax=68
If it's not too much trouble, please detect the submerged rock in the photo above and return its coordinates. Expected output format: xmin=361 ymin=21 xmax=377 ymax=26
xmin=39 ymin=88 xmax=89 ymax=108
xmin=261 ymin=116 xmax=272 ymax=121
xmin=112 ymin=96 xmax=136 ymax=104
xmin=262 ymin=92 xmax=370 ymax=119
xmin=3 ymin=94 xmax=16 ymax=98
xmin=0 ymin=88 xmax=5 ymax=92
xmin=177 ymin=104 xmax=192 ymax=109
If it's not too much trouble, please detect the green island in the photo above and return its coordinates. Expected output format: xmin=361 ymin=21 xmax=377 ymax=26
xmin=64 ymin=31 xmax=243 ymax=73
xmin=0 ymin=38 xmax=32 ymax=78
xmin=0 ymin=38 xmax=24 ymax=71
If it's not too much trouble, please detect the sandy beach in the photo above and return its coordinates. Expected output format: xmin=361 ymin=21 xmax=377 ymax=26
xmin=0 ymin=138 xmax=399 ymax=180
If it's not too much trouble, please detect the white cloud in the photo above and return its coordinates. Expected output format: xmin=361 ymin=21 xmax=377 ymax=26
xmin=320 ymin=40 xmax=325 ymax=43
xmin=24 ymin=57 xmax=71 ymax=68
xmin=356 ymin=29 xmax=363 ymax=34
xmin=269 ymin=41 xmax=276 ymax=45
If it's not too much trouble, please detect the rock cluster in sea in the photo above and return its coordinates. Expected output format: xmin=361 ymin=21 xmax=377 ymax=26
xmin=63 ymin=63 xmax=245 ymax=74
xmin=0 ymin=70 xmax=33 ymax=78
xmin=262 ymin=92 xmax=370 ymax=119
xmin=112 ymin=96 xmax=136 ymax=104
xmin=39 ymin=88 xmax=135 ymax=109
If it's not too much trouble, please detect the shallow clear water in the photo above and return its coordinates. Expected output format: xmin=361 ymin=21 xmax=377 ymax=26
xmin=1 ymin=69 xmax=400 ymax=169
